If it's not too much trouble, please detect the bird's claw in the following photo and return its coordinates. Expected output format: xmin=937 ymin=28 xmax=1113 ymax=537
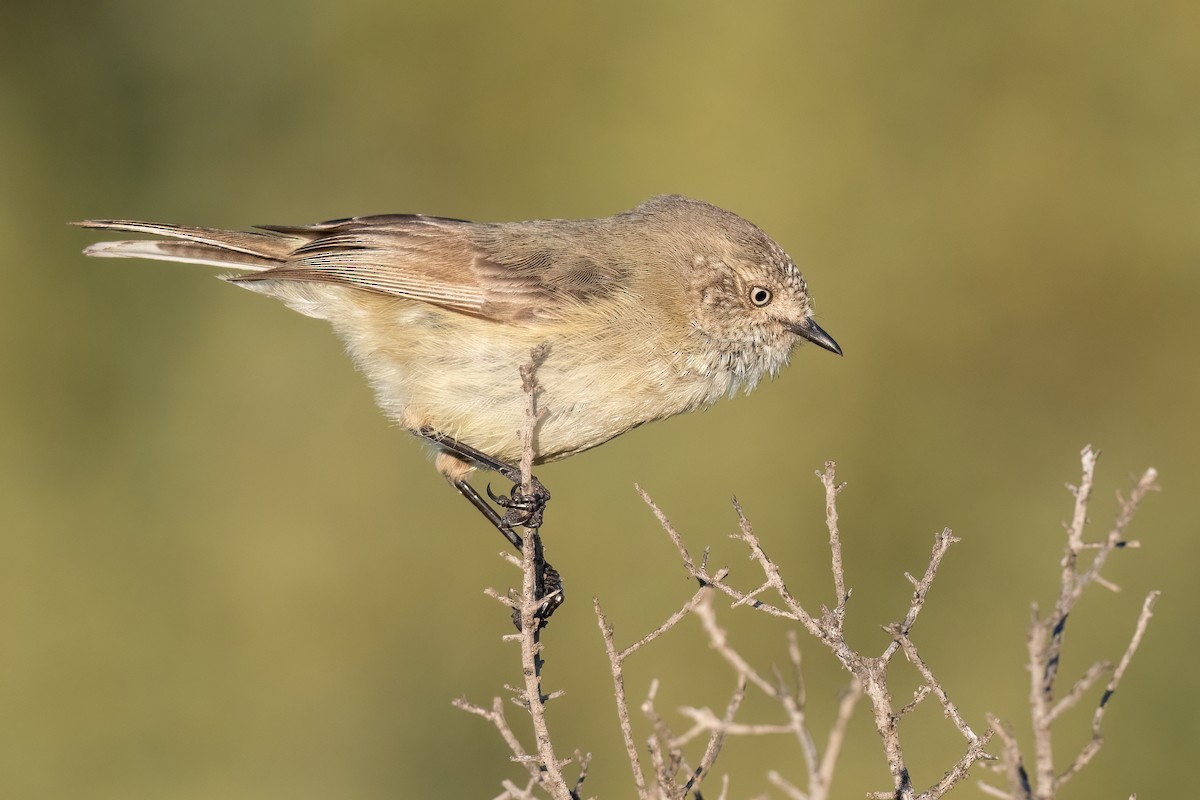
xmin=512 ymin=557 xmax=565 ymax=631
xmin=487 ymin=476 xmax=550 ymax=529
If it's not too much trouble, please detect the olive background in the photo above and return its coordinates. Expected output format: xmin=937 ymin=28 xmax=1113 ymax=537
xmin=2 ymin=2 xmax=1197 ymax=797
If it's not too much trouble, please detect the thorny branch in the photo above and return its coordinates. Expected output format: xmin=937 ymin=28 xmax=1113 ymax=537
xmin=641 ymin=463 xmax=993 ymax=799
xmin=454 ymin=347 xmax=581 ymax=800
xmin=979 ymin=446 xmax=1159 ymax=799
xmin=457 ymin=394 xmax=1158 ymax=800
xmin=596 ymin=578 xmax=865 ymax=800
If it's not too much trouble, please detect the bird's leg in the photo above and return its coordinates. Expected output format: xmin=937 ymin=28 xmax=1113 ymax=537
xmin=417 ymin=427 xmax=563 ymax=625
xmin=449 ymin=476 xmax=563 ymax=626
xmin=452 ymin=478 xmax=563 ymax=626
xmin=450 ymin=476 xmax=522 ymax=550
xmin=417 ymin=427 xmax=550 ymax=527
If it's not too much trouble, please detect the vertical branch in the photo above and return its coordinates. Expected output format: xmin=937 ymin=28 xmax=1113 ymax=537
xmin=516 ymin=527 xmax=571 ymax=800
xmin=514 ymin=343 xmax=568 ymax=799
xmin=456 ymin=345 xmax=574 ymax=800
xmin=1032 ymin=445 xmax=1098 ymax=794
xmin=517 ymin=342 xmax=550 ymax=495
xmin=595 ymin=598 xmax=651 ymax=799
xmin=1027 ymin=605 xmax=1056 ymax=796
xmin=819 ymin=463 xmax=849 ymax=628
xmin=983 ymin=448 xmax=1159 ymax=800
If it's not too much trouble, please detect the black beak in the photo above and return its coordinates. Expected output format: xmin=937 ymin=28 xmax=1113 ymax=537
xmin=789 ymin=318 xmax=842 ymax=356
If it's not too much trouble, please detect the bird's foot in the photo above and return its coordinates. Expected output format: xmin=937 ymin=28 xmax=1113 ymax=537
xmin=487 ymin=475 xmax=551 ymax=530
xmin=510 ymin=535 xmax=564 ymax=630
xmin=420 ymin=426 xmax=563 ymax=627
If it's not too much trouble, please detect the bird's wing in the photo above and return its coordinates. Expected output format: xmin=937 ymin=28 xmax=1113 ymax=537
xmin=79 ymin=214 xmax=632 ymax=324
xmin=240 ymin=215 xmax=495 ymax=316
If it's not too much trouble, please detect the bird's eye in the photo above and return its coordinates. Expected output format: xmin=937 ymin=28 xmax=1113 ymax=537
xmin=750 ymin=287 xmax=772 ymax=307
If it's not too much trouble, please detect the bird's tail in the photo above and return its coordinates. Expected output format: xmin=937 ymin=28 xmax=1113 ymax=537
xmin=73 ymin=220 xmax=307 ymax=272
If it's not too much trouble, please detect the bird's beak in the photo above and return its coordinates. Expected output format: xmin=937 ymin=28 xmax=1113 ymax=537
xmin=789 ymin=318 xmax=842 ymax=356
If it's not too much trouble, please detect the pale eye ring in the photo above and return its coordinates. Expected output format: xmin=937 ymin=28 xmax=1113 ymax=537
xmin=750 ymin=287 xmax=772 ymax=307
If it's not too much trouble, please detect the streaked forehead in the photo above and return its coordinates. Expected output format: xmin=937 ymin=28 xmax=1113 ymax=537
xmin=742 ymin=237 xmax=807 ymax=294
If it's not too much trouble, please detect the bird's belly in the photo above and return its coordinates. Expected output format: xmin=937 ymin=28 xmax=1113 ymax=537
xmin=336 ymin=300 xmax=705 ymax=464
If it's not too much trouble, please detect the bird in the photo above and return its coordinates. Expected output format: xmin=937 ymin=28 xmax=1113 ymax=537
xmin=76 ymin=195 xmax=840 ymax=617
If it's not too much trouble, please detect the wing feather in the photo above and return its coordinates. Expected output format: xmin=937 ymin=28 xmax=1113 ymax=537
xmin=79 ymin=213 xmax=636 ymax=323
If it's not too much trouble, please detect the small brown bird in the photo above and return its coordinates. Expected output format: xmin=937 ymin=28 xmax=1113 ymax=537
xmin=76 ymin=195 xmax=839 ymax=585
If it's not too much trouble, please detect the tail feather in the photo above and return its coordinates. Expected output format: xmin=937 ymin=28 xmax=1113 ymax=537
xmin=73 ymin=219 xmax=304 ymax=272
xmin=82 ymin=239 xmax=282 ymax=271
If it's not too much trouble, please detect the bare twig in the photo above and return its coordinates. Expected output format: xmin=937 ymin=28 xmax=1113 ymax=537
xmin=686 ymin=591 xmax=864 ymax=800
xmin=643 ymin=464 xmax=989 ymax=800
xmin=570 ymin=750 xmax=592 ymax=799
xmin=1055 ymin=591 xmax=1160 ymax=788
xmin=985 ymin=446 xmax=1159 ymax=799
xmin=980 ymin=714 xmax=1033 ymax=799
xmin=637 ymin=486 xmax=796 ymax=621
xmin=452 ymin=696 xmax=542 ymax=786
xmin=818 ymin=676 xmax=864 ymax=793
xmin=596 ymin=583 xmax=739 ymax=799
xmin=730 ymin=499 xmax=824 ymax=638
xmin=496 ymin=777 xmax=540 ymax=800
xmin=464 ymin=436 xmax=1157 ymax=800
xmin=515 ymin=528 xmax=571 ymax=798
xmin=820 ymin=462 xmax=849 ymax=633
xmin=595 ymin=598 xmax=650 ymax=798
xmin=517 ymin=343 xmax=550 ymax=496
xmin=682 ymin=674 xmax=747 ymax=794
xmin=508 ymin=346 xmax=570 ymax=799
xmin=694 ymin=593 xmax=782 ymax=698
xmin=455 ymin=347 xmax=574 ymax=800
xmin=1047 ymin=661 xmax=1110 ymax=723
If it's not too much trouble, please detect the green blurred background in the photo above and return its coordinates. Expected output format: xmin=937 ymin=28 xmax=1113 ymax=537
xmin=2 ymin=2 xmax=1196 ymax=797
